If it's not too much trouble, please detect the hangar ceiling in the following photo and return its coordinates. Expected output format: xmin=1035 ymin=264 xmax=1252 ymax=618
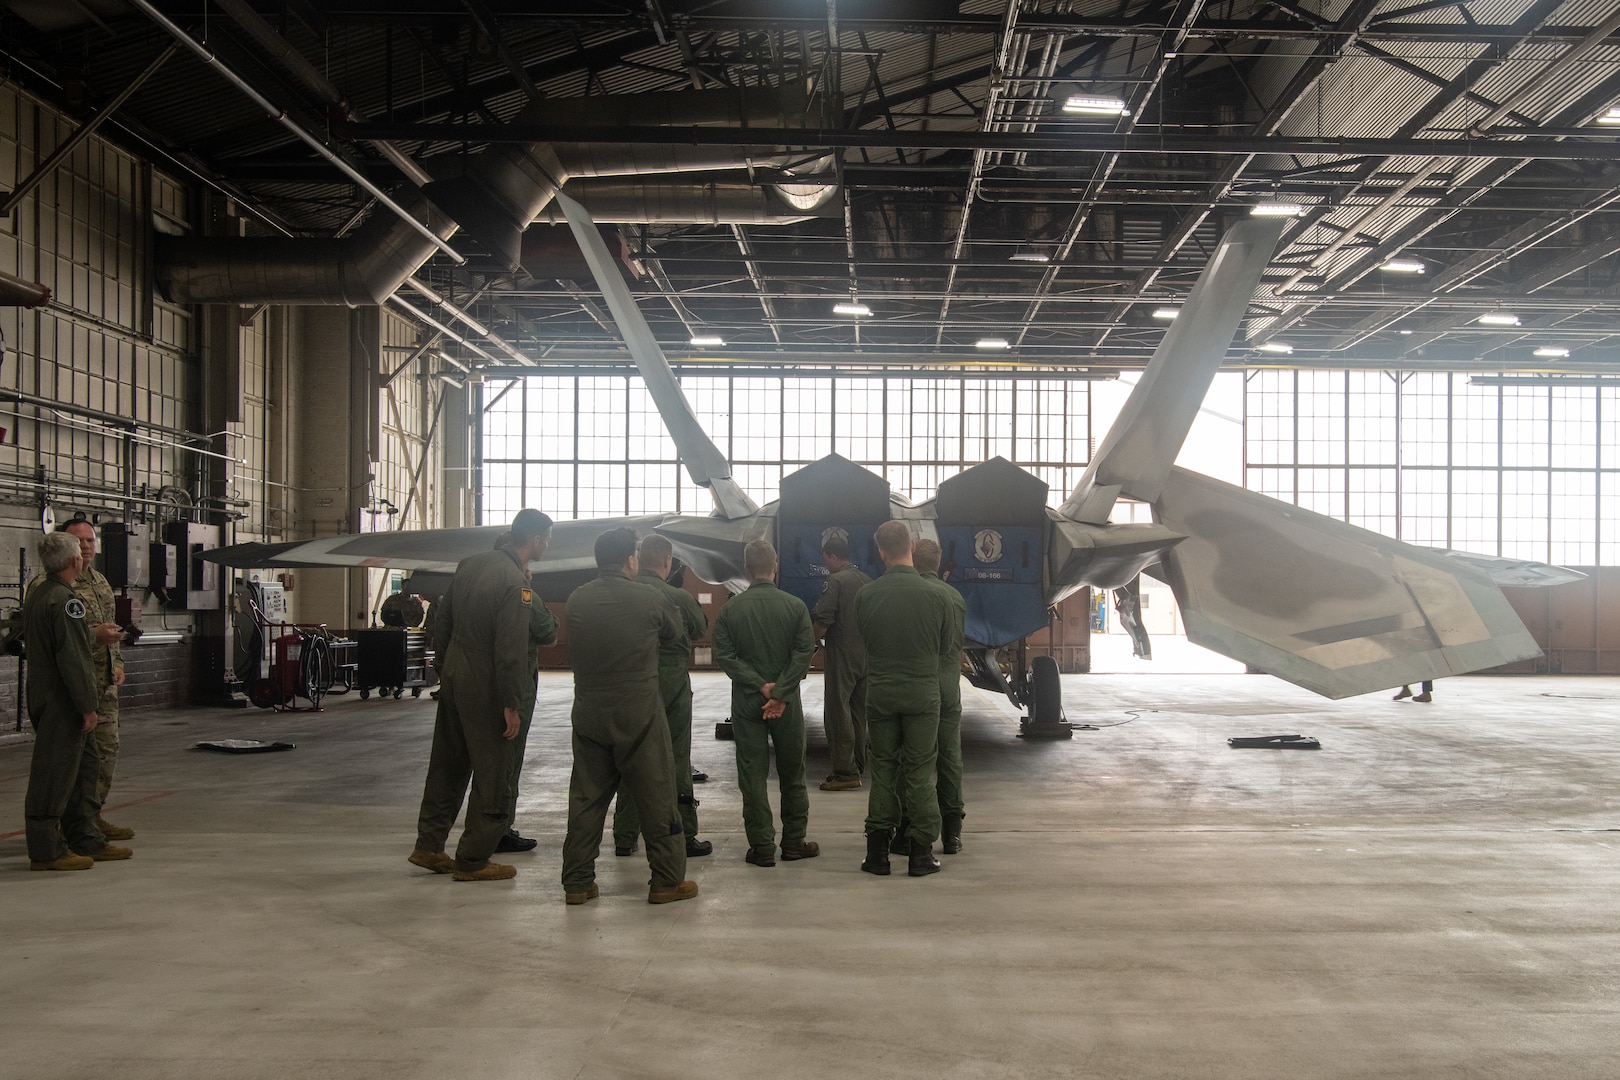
xmin=5 ymin=0 xmax=1620 ymax=375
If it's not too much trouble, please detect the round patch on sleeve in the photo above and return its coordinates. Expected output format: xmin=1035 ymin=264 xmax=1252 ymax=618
xmin=65 ymin=598 xmax=86 ymax=620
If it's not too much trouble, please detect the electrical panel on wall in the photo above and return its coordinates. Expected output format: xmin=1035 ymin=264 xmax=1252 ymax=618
xmin=162 ymin=521 xmax=222 ymax=609
xmin=100 ymin=522 xmax=150 ymax=588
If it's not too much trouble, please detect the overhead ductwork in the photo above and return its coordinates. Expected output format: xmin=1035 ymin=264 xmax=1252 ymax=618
xmin=1 ymin=269 xmax=51 ymax=307
xmin=538 ymin=177 xmax=841 ymax=225
xmin=158 ymin=93 xmax=827 ymax=305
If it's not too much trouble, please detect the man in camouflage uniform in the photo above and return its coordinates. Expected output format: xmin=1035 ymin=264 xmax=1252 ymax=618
xmin=409 ymin=509 xmax=551 ymax=882
xmin=913 ymin=539 xmax=967 ymax=854
xmin=856 ymin=520 xmax=956 ymax=879
xmin=711 ymin=539 xmax=818 ymax=867
xmin=811 ymin=534 xmax=870 ymax=791
xmin=560 ymin=528 xmax=695 ymax=906
xmin=22 ymin=532 xmax=132 ymax=870
xmin=28 ymin=518 xmax=129 ymax=841
xmin=611 ymin=533 xmax=711 ymax=858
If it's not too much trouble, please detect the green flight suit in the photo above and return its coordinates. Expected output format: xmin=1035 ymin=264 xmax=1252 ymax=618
xmin=560 ymin=570 xmax=686 ymax=893
xmin=856 ymin=564 xmax=956 ymax=848
xmin=811 ymin=565 xmax=870 ymax=780
xmin=413 ymin=547 xmax=535 ymax=870
xmin=921 ymin=571 xmax=967 ymax=819
xmin=22 ymin=575 xmax=107 ymax=862
xmin=504 ymin=592 xmax=559 ymax=825
xmin=712 ymin=580 xmax=816 ymax=855
xmin=28 ymin=566 xmax=121 ymax=806
xmin=612 ymin=570 xmax=707 ymax=848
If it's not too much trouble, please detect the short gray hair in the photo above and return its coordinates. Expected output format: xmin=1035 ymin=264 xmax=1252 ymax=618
xmin=38 ymin=532 xmax=80 ymax=574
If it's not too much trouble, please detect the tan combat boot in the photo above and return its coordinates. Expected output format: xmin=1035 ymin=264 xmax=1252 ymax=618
xmin=647 ymin=880 xmax=698 ymax=904
xmin=76 ymin=845 xmax=133 ymax=861
xmin=95 ymin=817 xmax=135 ymax=841
xmin=451 ymin=861 xmax=516 ymax=881
xmin=30 ymin=853 xmax=93 ymax=871
xmin=408 ymin=849 xmax=455 ymax=874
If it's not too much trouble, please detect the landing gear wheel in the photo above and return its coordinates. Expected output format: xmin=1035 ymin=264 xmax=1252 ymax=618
xmin=1020 ymin=655 xmax=1073 ymax=739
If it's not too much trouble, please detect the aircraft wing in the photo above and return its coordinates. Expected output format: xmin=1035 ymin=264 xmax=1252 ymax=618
xmin=1147 ymin=466 xmax=1542 ymax=699
xmin=202 ymin=513 xmax=753 ymax=595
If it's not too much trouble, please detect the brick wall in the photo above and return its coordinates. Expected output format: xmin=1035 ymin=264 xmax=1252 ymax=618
xmin=0 ymin=641 xmax=195 ymax=728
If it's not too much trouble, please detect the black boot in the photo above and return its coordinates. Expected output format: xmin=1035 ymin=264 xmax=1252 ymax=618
xmin=908 ymin=842 xmax=941 ymax=877
xmin=861 ymin=829 xmax=892 ymax=876
xmin=889 ymin=819 xmax=911 ymax=854
xmin=941 ymin=813 xmax=963 ymax=855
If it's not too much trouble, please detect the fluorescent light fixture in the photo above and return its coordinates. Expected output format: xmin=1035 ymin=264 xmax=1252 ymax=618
xmin=1151 ymin=308 xmax=1179 ymax=320
xmin=1009 ymin=251 xmax=1051 ymax=263
xmin=1597 ymin=107 xmax=1620 ymax=125
xmin=1478 ymin=312 xmax=1521 ymax=326
xmin=1256 ymin=342 xmax=1294 ymax=354
xmin=1381 ymin=258 xmax=1426 ymax=273
xmin=1063 ymin=95 xmax=1129 ymax=116
xmin=689 ymin=335 xmax=726 ymax=347
xmin=1399 ymin=329 xmax=1414 ymax=335
xmin=833 ymin=301 xmax=871 ymax=316
xmin=975 ymin=338 xmax=1010 ymax=350
xmin=1533 ymin=346 xmax=1569 ymax=358
xmin=1250 ymin=202 xmax=1304 ymax=217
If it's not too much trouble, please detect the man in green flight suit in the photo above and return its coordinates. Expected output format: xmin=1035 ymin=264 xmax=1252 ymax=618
xmin=913 ymin=538 xmax=967 ymax=854
xmin=469 ymin=528 xmax=560 ymax=853
xmin=811 ymin=534 xmax=870 ymax=791
xmin=560 ymin=528 xmax=697 ymax=906
xmin=22 ymin=532 xmax=132 ymax=870
xmin=856 ymin=519 xmax=956 ymax=878
xmin=611 ymin=533 xmax=711 ymax=859
xmin=409 ymin=509 xmax=551 ymax=882
xmin=27 ymin=518 xmax=131 ymax=841
xmin=711 ymin=539 xmax=819 ymax=867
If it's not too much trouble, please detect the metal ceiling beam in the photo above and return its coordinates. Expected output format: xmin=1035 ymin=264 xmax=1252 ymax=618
xmin=348 ymin=122 xmax=1620 ymax=161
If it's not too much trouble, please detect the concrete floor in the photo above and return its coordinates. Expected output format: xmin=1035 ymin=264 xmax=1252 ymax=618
xmin=2 ymin=671 xmax=1618 ymax=1079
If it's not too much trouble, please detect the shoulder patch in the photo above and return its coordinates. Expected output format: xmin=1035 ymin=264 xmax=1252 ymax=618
xmin=520 ymin=588 xmax=533 ymax=606
xmin=64 ymin=598 xmax=86 ymax=620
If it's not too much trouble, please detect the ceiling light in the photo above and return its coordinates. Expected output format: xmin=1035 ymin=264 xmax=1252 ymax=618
xmin=1478 ymin=312 xmax=1521 ymax=326
xmin=1256 ymin=342 xmax=1294 ymax=354
xmin=1597 ymin=107 xmax=1620 ymax=125
xmin=1009 ymin=251 xmax=1051 ymax=263
xmin=1152 ymin=308 xmax=1179 ymax=320
xmin=1533 ymin=346 xmax=1569 ymax=358
xmin=689 ymin=335 xmax=726 ymax=347
xmin=1381 ymin=258 xmax=1426 ymax=273
xmin=1250 ymin=202 xmax=1304 ymax=217
xmin=1063 ymin=95 xmax=1130 ymax=116
xmin=975 ymin=338 xmax=1010 ymax=350
xmin=833 ymin=301 xmax=871 ymax=316
xmin=1399 ymin=329 xmax=1414 ymax=335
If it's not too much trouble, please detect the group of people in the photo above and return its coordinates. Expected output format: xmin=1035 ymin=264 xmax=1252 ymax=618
xmin=21 ymin=521 xmax=135 ymax=872
xmin=407 ymin=509 xmax=970 ymax=904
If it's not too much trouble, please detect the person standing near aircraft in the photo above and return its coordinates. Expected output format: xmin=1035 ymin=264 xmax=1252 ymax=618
xmin=22 ymin=532 xmax=130 ymax=870
xmin=812 ymin=534 xmax=870 ymax=791
xmin=611 ymin=533 xmax=712 ymax=859
xmin=409 ymin=509 xmax=551 ymax=882
xmin=856 ymin=520 xmax=956 ymax=878
xmin=913 ymin=539 xmax=967 ymax=854
xmin=499 ymin=526 xmax=559 ymax=852
xmin=560 ymin=528 xmax=696 ymax=906
xmin=711 ymin=539 xmax=819 ymax=867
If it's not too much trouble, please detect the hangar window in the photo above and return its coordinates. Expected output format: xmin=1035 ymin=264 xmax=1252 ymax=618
xmin=1245 ymin=371 xmax=1620 ymax=566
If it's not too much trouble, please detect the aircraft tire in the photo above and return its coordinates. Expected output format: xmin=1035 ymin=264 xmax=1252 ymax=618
xmin=1030 ymin=655 xmax=1062 ymax=724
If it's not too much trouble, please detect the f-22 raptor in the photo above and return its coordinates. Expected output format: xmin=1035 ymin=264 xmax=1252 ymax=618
xmin=207 ymin=194 xmax=1576 ymax=732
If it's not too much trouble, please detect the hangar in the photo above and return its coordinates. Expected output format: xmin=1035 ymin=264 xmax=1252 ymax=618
xmin=2 ymin=2 xmax=1618 ymax=1076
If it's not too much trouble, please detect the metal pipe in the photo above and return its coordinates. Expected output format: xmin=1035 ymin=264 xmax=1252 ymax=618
xmin=0 ymin=269 xmax=51 ymax=307
xmin=0 ymin=388 xmax=214 ymax=443
xmin=352 ymin=122 xmax=1620 ymax=161
xmin=125 ymin=0 xmax=463 ymax=264
xmin=0 ymin=43 xmax=178 ymax=216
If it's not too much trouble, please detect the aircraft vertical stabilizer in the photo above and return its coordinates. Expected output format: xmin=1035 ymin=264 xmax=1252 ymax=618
xmin=1061 ymin=216 xmax=1286 ymax=524
xmin=556 ymin=191 xmax=759 ymax=519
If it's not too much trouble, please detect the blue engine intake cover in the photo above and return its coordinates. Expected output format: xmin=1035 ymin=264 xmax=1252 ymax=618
xmin=936 ymin=524 xmax=1049 ymax=647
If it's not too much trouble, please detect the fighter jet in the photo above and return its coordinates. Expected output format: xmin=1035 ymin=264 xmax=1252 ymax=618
xmin=206 ymin=194 xmax=1578 ymax=732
